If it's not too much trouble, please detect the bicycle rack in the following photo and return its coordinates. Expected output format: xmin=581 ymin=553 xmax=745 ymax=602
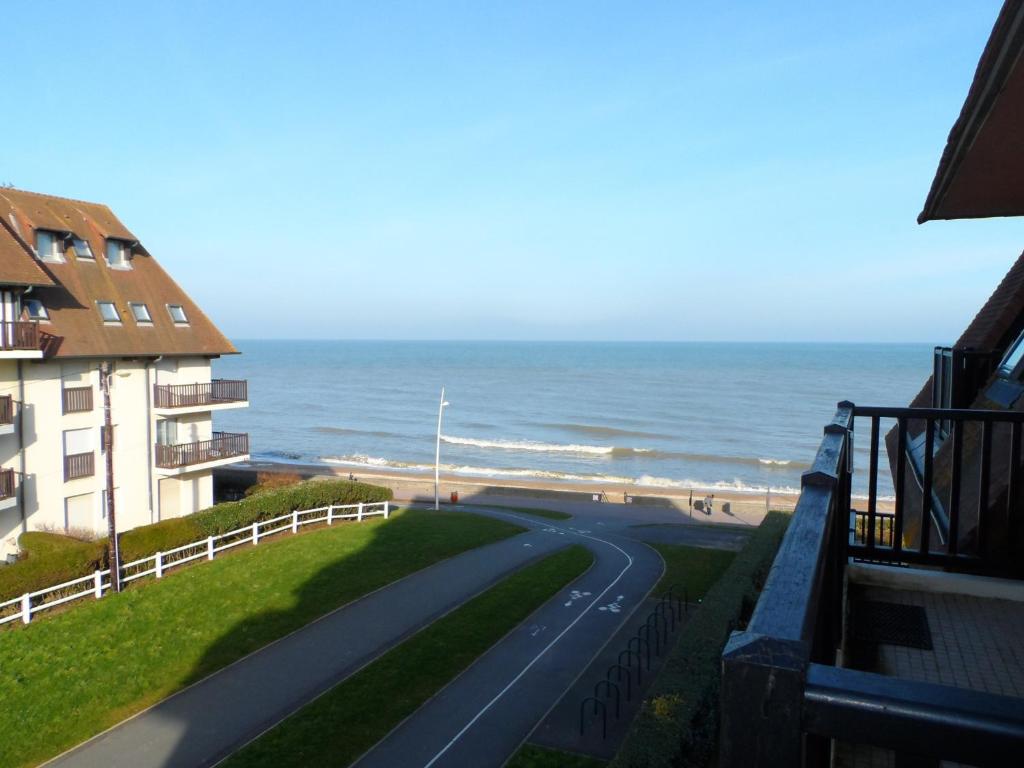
xmin=629 ymin=634 xmax=651 ymax=671
xmin=580 ymin=696 xmax=608 ymax=739
xmin=656 ymin=599 xmax=676 ymax=631
xmin=595 ymin=679 xmax=621 ymax=719
xmin=646 ymin=611 xmax=668 ymax=650
xmin=607 ymin=662 xmax=633 ymax=700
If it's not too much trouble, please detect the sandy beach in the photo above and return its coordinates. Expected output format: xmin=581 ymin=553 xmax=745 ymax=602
xmin=226 ymin=460 xmax=808 ymax=527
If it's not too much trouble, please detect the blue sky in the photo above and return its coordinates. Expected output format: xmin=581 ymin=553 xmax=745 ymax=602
xmin=5 ymin=1 xmax=1022 ymax=342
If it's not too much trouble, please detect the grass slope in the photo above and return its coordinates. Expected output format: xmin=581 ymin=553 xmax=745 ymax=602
xmin=0 ymin=509 xmax=522 ymax=768
xmin=649 ymin=544 xmax=737 ymax=600
xmin=225 ymin=545 xmax=594 ymax=768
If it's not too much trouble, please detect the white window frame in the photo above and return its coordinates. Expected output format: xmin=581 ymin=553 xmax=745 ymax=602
xmin=128 ymin=302 xmax=153 ymax=324
xmin=105 ymin=239 xmax=132 ymax=270
xmin=23 ymin=298 xmax=48 ymax=321
xmin=97 ymin=301 xmax=121 ymax=324
xmin=166 ymin=304 xmax=189 ymax=325
xmin=35 ymin=230 xmax=66 ymax=263
xmin=72 ymin=237 xmax=94 ymax=260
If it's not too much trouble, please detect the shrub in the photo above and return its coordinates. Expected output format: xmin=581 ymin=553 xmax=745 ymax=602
xmin=243 ymin=472 xmax=304 ymax=497
xmin=0 ymin=533 xmax=105 ymax=600
xmin=610 ymin=511 xmax=791 ymax=768
xmin=118 ymin=517 xmax=203 ymax=563
xmin=191 ymin=479 xmax=393 ymax=537
xmin=0 ymin=478 xmax=393 ymax=603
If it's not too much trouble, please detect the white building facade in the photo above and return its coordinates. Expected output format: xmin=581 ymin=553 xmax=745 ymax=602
xmin=0 ymin=189 xmax=247 ymax=559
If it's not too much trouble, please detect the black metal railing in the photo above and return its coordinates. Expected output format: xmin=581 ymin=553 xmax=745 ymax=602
xmin=0 ymin=321 xmax=39 ymax=351
xmin=720 ymin=402 xmax=1024 ymax=767
xmin=153 ymin=379 xmax=248 ymax=409
xmin=62 ymin=386 xmax=93 ymax=414
xmin=0 ymin=468 xmax=14 ymax=499
xmin=849 ymin=405 xmax=1024 ymax=573
xmin=0 ymin=395 xmax=13 ymax=425
xmin=154 ymin=432 xmax=249 ymax=469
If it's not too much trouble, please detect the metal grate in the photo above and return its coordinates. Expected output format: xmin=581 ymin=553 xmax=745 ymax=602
xmin=853 ymin=600 xmax=933 ymax=650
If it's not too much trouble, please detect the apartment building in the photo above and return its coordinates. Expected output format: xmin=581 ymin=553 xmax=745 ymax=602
xmin=0 ymin=188 xmax=249 ymax=559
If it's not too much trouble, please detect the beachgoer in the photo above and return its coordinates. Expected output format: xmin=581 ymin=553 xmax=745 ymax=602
xmin=704 ymin=494 xmax=713 ymax=516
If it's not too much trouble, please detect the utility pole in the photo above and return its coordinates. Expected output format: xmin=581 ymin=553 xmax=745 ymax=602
xmin=101 ymin=362 xmax=121 ymax=593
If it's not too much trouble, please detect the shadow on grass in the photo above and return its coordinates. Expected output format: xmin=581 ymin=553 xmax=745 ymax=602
xmin=50 ymin=509 xmax=520 ymax=768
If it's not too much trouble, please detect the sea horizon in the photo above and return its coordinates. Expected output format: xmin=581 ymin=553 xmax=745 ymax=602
xmin=214 ymin=339 xmax=932 ymax=497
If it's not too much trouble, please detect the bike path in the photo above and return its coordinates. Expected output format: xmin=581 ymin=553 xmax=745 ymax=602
xmin=45 ymin=528 xmax=567 ymax=768
xmin=352 ymin=510 xmax=664 ymax=768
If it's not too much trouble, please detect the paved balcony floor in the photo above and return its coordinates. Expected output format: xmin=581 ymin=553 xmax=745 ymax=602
xmin=835 ymin=583 xmax=1024 ymax=768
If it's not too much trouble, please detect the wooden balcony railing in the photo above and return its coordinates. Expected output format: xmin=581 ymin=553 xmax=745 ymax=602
xmin=720 ymin=403 xmax=1024 ymax=767
xmin=0 ymin=321 xmax=39 ymax=351
xmin=153 ymin=379 xmax=248 ymax=409
xmin=64 ymin=451 xmax=94 ymax=481
xmin=62 ymin=386 xmax=93 ymax=414
xmin=154 ymin=432 xmax=249 ymax=469
xmin=0 ymin=395 xmax=12 ymax=425
xmin=0 ymin=468 xmax=14 ymax=499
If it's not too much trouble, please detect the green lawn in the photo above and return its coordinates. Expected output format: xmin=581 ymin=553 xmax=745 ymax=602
xmin=463 ymin=502 xmax=573 ymax=520
xmin=225 ymin=545 xmax=594 ymax=768
xmin=649 ymin=543 xmax=737 ymax=600
xmin=507 ymin=745 xmax=606 ymax=767
xmin=0 ymin=509 xmax=523 ymax=768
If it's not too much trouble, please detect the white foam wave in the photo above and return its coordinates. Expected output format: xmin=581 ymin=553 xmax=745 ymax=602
xmin=441 ymin=434 xmax=613 ymax=456
xmin=758 ymin=458 xmax=792 ymax=466
xmin=321 ymin=455 xmax=805 ymax=495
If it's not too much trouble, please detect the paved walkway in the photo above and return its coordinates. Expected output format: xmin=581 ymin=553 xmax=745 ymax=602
xmin=45 ymin=529 xmax=569 ymax=768
xmin=352 ymin=509 xmax=664 ymax=768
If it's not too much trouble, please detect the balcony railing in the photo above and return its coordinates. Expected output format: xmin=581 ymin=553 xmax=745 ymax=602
xmin=64 ymin=452 xmax=95 ymax=481
xmin=0 ymin=395 xmax=12 ymax=425
xmin=0 ymin=468 xmax=14 ymax=499
xmin=62 ymin=386 xmax=93 ymax=414
xmin=720 ymin=402 xmax=1024 ymax=767
xmin=0 ymin=321 xmax=38 ymax=351
xmin=153 ymin=379 xmax=248 ymax=409
xmin=154 ymin=432 xmax=249 ymax=469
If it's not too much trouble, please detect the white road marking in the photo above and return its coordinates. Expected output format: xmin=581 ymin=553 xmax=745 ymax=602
xmin=562 ymin=589 xmax=592 ymax=608
xmin=421 ymin=512 xmax=635 ymax=768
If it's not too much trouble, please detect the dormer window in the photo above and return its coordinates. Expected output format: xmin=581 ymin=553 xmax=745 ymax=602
xmin=97 ymin=301 xmax=121 ymax=324
xmin=105 ymin=239 xmax=132 ymax=269
xmin=72 ymin=238 xmax=94 ymax=260
xmin=166 ymin=304 xmax=189 ymax=325
xmin=35 ymin=230 xmax=66 ymax=263
xmin=23 ymin=299 xmax=48 ymax=320
xmin=128 ymin=302 xmax=152 ymax=324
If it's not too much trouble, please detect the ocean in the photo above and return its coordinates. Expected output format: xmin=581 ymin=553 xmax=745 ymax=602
xmin=214 ymin=341 xmax=933 ymax=497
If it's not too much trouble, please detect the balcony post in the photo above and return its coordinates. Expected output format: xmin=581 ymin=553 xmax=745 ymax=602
xmin=720 ymin=631 xmax=808 ymax=767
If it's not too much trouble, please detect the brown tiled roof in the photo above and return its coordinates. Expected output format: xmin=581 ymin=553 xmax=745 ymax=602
xmin=919 ymin=0 xmax=1024 ymax=222
xmin=0 ymin=188 xmax=236 ymax=358
xmin=953 ymin=250 xmax=1024 ymax=353
xmin=0 ymin=215 xmax=55 ymax=288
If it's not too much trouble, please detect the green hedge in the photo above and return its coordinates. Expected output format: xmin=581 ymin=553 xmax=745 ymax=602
xmin=610 ymin=512 xmax=791 ymax=768
xmin=0 ymin=533 xmax=106 ymax=601
xmin=0 ymin=479 xmax=393 ymax=602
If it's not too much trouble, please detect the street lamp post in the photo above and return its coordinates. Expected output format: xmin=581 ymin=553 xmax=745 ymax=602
xmin=435 ymin=387 xmax=449 ymax=510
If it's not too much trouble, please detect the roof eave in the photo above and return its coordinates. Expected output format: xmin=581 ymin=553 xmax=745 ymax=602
xmin=919 ymin=0 xmax=1024 ymax=224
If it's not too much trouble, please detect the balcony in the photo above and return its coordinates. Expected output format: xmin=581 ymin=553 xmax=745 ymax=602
xmin=64 ymin=452 xmax=95 ymax=482
xmin=153 ymin=379 xmax=248 ymax=415
xmin=154 ymin=432 xmax=249 ymax=475
xmin=721 ymin=403 xmax=1024 ymax=767
xmin=62 ymin=386 xmax=93 ymax=415
xmin=0 ymin=468 xmax=15 ymax=511
xmin=0 ymin=395 xmax=13 ymax=436
xmin=0 ymin=321 xmax=42 ymax=359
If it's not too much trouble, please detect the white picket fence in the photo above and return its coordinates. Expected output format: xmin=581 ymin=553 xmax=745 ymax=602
xmin=0 ymin=500 xmax=390 ymax=627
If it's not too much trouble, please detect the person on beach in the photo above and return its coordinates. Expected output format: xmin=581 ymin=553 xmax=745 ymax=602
xmin=704 ymin=494 xmax=713 ymax=516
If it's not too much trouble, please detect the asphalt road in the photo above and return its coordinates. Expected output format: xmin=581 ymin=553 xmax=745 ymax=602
xmin=351 ymin=509 xmax=664 ymax=768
